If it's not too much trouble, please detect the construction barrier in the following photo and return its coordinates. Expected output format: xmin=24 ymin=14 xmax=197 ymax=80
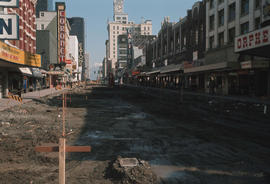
xmin=8 ymin=92 xmax=23 ymax=104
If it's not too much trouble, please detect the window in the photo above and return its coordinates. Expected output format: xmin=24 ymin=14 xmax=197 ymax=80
xmin=117 ymin=17 xmax=121 ymax=20
xmin=255 ymin=0 xmax=261 ymax=9
xmin=41 ymin=24 xmax=44 ymax=30
xmin=241 ymin=22 xmax=249 ymax=34
xmin=228 ymin=3 xmax=236 ymax=22
xmin=218 ymin=32 xmax=224 ymax=47
xmin=113 ymin=26 xmax=115 ymax=30
xmin=218 ymin=0 xmax=224 ymax=4
xmin=123 ymin=17 xmax=127 ymax=20
xmin=117 ymin=26 xmax=119 ymax=30
xmin=122 ymin=27 xmax=125 ymax=31
xmin=218 ymin=9 xmax=224 ymax=26
xmin=209 ymin=36 xmax=214 ymax=49
xmin=241 ymin=0 xmax=249 ymax=16
xmin=210 ymin=0 xmax=214 ymax=9
xmin=148 ymin=27 xmax=150 ymax=31
xmin=228 ymin=27 xmax=235 ymax=44
xmin=40 ymin=12 xmax=44 ymax=17
xmin=209 ymin=15 xmax=215 ymax=31
xmin=254 ymin=17 xmax=261 ymax=29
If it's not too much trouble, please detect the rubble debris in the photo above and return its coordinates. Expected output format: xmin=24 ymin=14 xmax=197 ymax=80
xmin=106 ymin=156 xmax=158 ymax=184
xmin=1 ymin=122 xmax=11 ymax=127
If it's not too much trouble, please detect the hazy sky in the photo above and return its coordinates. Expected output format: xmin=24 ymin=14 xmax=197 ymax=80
xmin=54 ymin=0 xmax=199 ymax=79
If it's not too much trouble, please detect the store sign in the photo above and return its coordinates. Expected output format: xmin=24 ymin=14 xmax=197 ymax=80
xmin=262 ymin=0 xmax=270 ymax=23
xmin=235 ymin=26 xmax=270 ymax=52
xmin=57 ymin=3 xmax=66 ymax=64
xmin=0 ymin=14 xmax=19 ymax=39
xmin=78 ymin=43 xmax=84 ymax=66
xmin=0 ymin=0 xmax=18 ymax=7
xmin=241 ymin=60 xmax=270 ymax=69
xmin=0 ymin=41 xmax=41 ymax=67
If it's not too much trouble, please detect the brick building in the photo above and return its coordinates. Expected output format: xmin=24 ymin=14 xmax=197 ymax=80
xmin=6 ymin=0 xmax=37 ymax=54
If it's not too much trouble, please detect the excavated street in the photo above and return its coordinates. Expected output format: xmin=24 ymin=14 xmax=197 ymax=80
xmin=0 ymin=86 xmax=270 ymax=184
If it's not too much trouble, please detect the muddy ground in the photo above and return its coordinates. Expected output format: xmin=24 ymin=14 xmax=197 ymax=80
xmin=0 ymin=86 xmax=270 ymax=184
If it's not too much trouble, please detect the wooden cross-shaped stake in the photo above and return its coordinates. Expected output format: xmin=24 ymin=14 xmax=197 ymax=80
xmin=35 ymin=93 xmax=91 ymax=184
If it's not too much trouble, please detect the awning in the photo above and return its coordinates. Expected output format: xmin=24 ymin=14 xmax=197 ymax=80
xmin=146 ymin=70 xmax=160 ymax=75
xmin=160 ymin=64 xmax=183 ymax=74
xmin=184 ymin=62 xmax=240 ymax=74
xmin=19 ymin=67 xmax=32 ymax=76
xmin=32 ymin=68 xmax=43 ymax=78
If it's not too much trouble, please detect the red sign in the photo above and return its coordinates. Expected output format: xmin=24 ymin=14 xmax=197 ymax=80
xmin=57 ymin=5 xmax=66 ymax=64
xmin=235 ymin=26 xmax=270 ymax=52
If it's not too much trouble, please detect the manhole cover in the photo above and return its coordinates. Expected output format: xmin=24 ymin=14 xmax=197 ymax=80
xmin=119 ymin=158 xmax=138 ymax=167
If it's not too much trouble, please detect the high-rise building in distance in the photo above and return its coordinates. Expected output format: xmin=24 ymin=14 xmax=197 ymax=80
xmin=36 ymin=0 xmax=53 ymax=17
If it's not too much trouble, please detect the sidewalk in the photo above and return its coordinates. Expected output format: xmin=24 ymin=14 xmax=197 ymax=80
xmin=0 ymin=88 xmax=67 ymax=112
xmin=125 ymin=84 xmax=270 ymax=105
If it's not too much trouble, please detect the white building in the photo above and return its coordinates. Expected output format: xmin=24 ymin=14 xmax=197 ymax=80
xmin=206 ymin=0 xmax=262 ymax=50
xmin=68 ymin=35 xmax=79 ymax=82
xmin=107 ymin=0 xmax=152 ymax=74
xmin=36 ymin=11 xmax=57 ymax=31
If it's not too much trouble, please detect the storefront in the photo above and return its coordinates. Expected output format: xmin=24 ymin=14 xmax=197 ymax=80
xmin=235 ymin=25 xmax=270 ymax=96
xmin=0 ymin=41 xmax=41 ymax=98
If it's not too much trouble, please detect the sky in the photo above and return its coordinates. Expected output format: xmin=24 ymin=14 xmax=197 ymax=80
xmin=54 ymin=0 xmax=199 ymax=79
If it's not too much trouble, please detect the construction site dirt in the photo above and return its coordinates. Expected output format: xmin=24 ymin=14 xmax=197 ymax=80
xmin=0 ymin=86 xmax=270 ymax=184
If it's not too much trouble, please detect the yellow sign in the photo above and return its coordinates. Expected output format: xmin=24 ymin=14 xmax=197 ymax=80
xmin=0 ymin=41 xmax=41 ymax=67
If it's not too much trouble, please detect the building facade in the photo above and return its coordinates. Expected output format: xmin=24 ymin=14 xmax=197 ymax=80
xmin=68 ymin=17 xmax=86 ymax=80
xmin=201 ymin=0 xmax=269 ymax=96
xmin=36 ymin=11 xmax=58 ymax=70
xmin=107 ymin=0 xmax=152 ymax=75
xmin=36 ymin=0 xmax=53 ymax=17
xmin=6 ymin=0 xmax=37 ymax=54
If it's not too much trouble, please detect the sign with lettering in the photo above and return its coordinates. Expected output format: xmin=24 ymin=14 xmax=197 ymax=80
xmin=0 ymin=14 xmax=19 ymax=39
xmin=235 ymin=26 xmax=270 ymax=52
xmin=0 ymin=0 xmax=18 ymax=7
xmin=262 ymin=0 xmax=270 ymax=23
xmin=78 ymin=42 xmax=84 ymax=66
xmin=0 ymin=41 xmax=41 ymax=67
xmin=57 ymin=3 xmax=66 ymax=64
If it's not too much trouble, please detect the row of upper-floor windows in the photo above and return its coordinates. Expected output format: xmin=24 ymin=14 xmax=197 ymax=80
xmin=208 ymin=19 xmax=260 ymax=49
xmin=209 ymin=0 xmax=261 ymax=31
xmin=209 ymin=0 xmax=261 ymax=12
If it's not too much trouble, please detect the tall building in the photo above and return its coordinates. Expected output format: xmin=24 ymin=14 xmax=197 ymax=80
xmin=36 ymin=0 xmax=53 ymax=17
xmin=68 ymin=17 xmax=86 ymax=79
xmin=36 ymin=11 xmax=58 ymax=70
xmin=107 ymin=0 xmax=152 ymax=74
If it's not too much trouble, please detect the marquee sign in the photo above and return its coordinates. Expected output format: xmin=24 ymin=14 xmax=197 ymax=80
xmin=57 ymin=2 xmax=66 ymax=64
xmin=0 ymin=0 xmax=19 ymax=7
xmin=235 ymin=26 xmax=270 ymax=52
xmin=0 ymin=14 xmax=19 ymax=39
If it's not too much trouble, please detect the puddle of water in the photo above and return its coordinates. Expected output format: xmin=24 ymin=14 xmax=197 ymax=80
xmin=116 ymin=112 xmax=147 ymax=120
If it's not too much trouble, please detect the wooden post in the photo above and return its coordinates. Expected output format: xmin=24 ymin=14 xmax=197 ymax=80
xmin=59 ymin=138 xmax=66 ymax=184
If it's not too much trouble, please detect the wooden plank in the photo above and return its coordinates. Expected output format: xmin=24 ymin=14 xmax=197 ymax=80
xmin=59 ymin=138 xmax=66 ymax=184
xmin=66 ymin=146 xmax=91 ymax=152
xmin=35 ymin=146 xmax=91 ymax=153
